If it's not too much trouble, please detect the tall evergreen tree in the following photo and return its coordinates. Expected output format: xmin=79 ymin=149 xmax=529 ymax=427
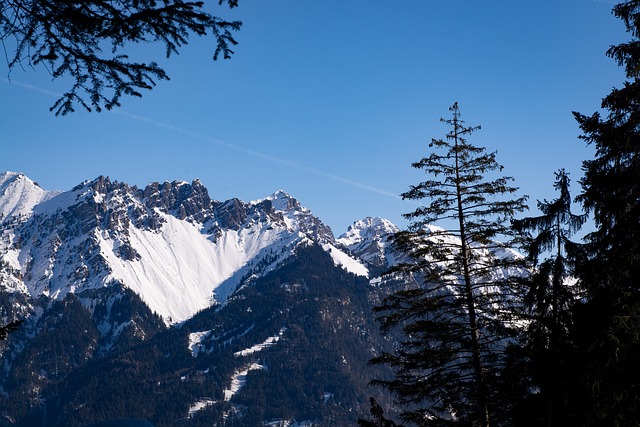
xmin=370 ymin=104 xmax=528 ymax=427
xmin=512 ymin=169 xmax=586 ymax=426
xmin=572 ymin=1 xmax=640 ymax=424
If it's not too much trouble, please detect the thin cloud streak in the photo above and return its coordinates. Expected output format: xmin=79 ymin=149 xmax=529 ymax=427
xmin=114 ymin=110 xmax=402 ymax=200
xmin=1 ymin=77 xmax=63 ymax=98
xmin=2 ymin=78 xmax=401 ymax=200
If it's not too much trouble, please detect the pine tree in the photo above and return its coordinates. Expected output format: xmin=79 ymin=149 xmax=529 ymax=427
xmin=358 ymin=398 xmax=398 ymax=427
xmin=0 ymin=319 xmax=23 ymax=340
xmin=370 ymin=104 xmax=528 ymax=426
xmin=512 ymin=169 xmax=586 ymax=426
xmin=572 ymin=1 xmax=640 ymax=424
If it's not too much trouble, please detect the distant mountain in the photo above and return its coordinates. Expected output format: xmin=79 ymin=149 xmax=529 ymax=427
xmin=0 ymin=172 xmax=370 ymax=324
xmin=0 ymin=172 xmax=399 ymax=427
xmin=337 ymin=217 xmax=400 ymax=276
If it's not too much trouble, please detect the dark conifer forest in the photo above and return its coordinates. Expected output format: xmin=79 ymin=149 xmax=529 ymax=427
xmin=363 ymin=1 xmax=640 ymax=426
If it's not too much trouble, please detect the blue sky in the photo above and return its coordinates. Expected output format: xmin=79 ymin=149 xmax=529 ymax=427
xmin=0 ymin=0 xmax=628 ymax=234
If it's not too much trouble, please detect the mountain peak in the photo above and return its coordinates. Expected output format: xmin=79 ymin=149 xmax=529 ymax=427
xmin=339 ymin=217 xmax=399 ymax=245
xmin=0 ymin=171 xmax=56 ymax=221
xmin=270 ymin=189 xmax=290 ymax=198
xmin=0 ymin=171 xmax=38 ymax=190
xmin=337 ymin=217 xmax=399 ymax=271
xmin=259 ymin=190 xmax=301 ymax=213
xmin=0 ymin=171 xmax=25 ymax=184
xmin=252 ymin=190 xmax=335 ymax=243
xmin=143 ymin=178 xmax=212 ymax=221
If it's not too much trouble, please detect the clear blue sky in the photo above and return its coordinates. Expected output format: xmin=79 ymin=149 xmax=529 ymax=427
xmin=0 ymin=0 xmax=628 ymax=234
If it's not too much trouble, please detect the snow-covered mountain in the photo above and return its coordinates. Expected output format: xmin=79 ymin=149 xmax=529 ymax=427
xmin=337 ymin=217 xmax=400 ymax=272
xmin=0 ymin=171 xmax=60 ymax=220
xmin=0 ymin=172 xmax=376 ymax=324
xmin=0 ymin=172 xmax=530 ymax=427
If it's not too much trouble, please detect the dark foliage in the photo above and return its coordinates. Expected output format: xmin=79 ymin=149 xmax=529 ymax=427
xmin=0 ymin=244 xmax=395 ymax=427
xmin=0 ymin=319 xmax=23 ymax=340
xmin=358 ymin=397 xmax=398 ymax=427
xmin=83 ymin=419 xmax=155 ymax=427
xmin=0 ymin=1 xmax=241 ymax=115
xmin=512 ymin=169 xmax=586 ymax=426
xmin=571 ymin=1 xmax=640 ymax=424
xmin=370 ymin=104 xmax=528 ymax=427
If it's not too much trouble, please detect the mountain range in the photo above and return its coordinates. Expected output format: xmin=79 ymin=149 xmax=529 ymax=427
xmin=0 ymin=171 xmax=403 ymax=427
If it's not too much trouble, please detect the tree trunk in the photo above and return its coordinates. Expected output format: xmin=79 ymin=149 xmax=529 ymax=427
xmin=454 ymin=116 xmax=490 ymax=427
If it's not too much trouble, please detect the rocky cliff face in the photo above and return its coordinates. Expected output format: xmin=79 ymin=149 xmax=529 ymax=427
xmin=143 ymin=179 xmax=213 ymax=222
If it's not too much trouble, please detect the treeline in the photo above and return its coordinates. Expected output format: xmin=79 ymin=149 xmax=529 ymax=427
xmin=362 ymin=2 xmax=640 ymax=426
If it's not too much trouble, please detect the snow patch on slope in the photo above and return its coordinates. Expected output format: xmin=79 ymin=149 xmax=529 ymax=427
xmin=321 ymin=243 xmax=369 ymax=277
xmin=234 ymin=327 xmax=286 ymax=357
xmin=98 ymin=211 xmax=298 ymax=323
xmin=98 ymin=214 xmax=222 ymax=323
xmin=188 ymin=331 xmax=211 ymax=357
xmin=224 ymin=363 xmax=264 ymax=401
xmin=264 ymin=420 xmax=314 ymax=427
xmin=188 ymin=399 xmax=217 ymax=418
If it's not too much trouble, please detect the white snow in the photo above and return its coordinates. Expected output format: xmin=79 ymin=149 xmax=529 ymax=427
xmin=234 ymin=327 xmax=286 ymax=357
xmin=223 ymin=363 xmax=263 ymax=401
xmin=98 ymin=215 xmax=223 ymax=323
xmin=337 ymin=217 xmax=399 ymax=248
xmin=98 ymin=211 xmax=298 ymax=323
xmin=0 ymin=172 xmax=58 ymax=221
xmin=188 ymin=331 xmax=211 ymax=357
xmin=187 ymin=399 xmax=217 ymax=418
xmin=321 ymin=243 xmax=369 ymax=277
xmin=264 ymin=420 xmax=315 ymax=427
